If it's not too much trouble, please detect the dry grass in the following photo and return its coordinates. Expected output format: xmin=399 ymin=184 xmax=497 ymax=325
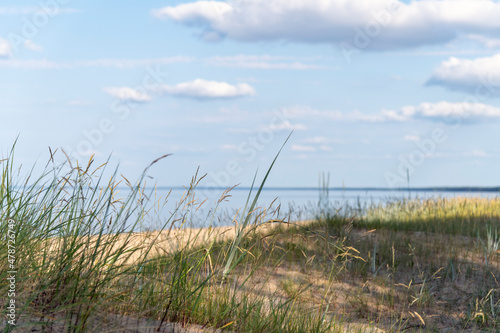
xmin=2 ymin=146 xmax=500 ymax=332
xmin=316 ymin=197 xmax=500 ymax=332
xmin=1 ymin=146 xmax=348 ymax=333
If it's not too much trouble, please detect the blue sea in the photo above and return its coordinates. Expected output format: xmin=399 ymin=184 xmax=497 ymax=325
xmin=132 ymin=187 xmax=500 ymax=230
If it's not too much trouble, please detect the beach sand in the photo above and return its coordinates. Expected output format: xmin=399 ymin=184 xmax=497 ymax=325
xmin=44 ymin=220 xmax=315 ymax=266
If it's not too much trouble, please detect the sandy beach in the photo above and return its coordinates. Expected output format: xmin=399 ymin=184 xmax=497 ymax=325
xmin=43 ymin=220 xmax=315 ymax=267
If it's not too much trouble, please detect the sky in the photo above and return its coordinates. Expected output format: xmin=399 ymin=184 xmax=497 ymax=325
xmin=1 ymin=0 xmax=500 ymax=189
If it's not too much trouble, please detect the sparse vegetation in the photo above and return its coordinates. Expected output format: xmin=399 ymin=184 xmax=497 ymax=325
xmin=1 ymin=147 xmax=500 ymax=332
xmin=324 ymin=196 xmax=500 ymax=331
xmin=0 ymin=147 xmax=354 ymax=333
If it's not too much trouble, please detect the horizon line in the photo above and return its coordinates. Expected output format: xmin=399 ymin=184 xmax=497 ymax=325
xmin=132 ymin=186 xmax=500 ymax=193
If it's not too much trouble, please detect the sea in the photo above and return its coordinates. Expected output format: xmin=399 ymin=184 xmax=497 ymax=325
xmin=131 ymin=187 xmax=500 ymax=230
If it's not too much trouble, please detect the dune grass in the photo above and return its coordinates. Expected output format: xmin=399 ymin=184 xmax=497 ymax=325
xmin=0 ymin=147 xmax=358 ymax=333
xmin=361 ymin=197 xmax=500 ymax=237
xmin=322 ymin=196 xmax=500 ymax=331
xmin=2 ymin=145 xmax=500 ymax=332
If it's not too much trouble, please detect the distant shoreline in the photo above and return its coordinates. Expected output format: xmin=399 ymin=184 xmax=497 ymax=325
xmin=135 ymin=186 xmax=500 ymax=193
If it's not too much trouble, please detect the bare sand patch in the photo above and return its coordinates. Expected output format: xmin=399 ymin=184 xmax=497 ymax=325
xmin=44 ymin=220 xmax=315 ymax=266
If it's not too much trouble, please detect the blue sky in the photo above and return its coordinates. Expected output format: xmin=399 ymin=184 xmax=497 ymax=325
xmin=1 ymin=0 xmax=500 ymax=188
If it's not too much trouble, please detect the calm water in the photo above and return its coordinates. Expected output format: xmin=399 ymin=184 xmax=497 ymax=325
xmin=134 ymin=187 xmax=500 ymax=230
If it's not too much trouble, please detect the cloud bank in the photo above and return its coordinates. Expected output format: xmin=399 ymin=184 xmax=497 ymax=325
xmin=104 ymin=79 xmax=255 ymax=102
xmin=207 ymin=55 xmax=328 ymax=70
xmin=284 ymin=102 xmax=500 ymax=123
xmin=0 ymin=38 xmax=11 ymax=58
xmin=23 ymin=40 xmax=43 ymax=52
xmin=156 ymin=79 xmax=255 ymax=99
xmin=0 ymin=56 xmax=194 ymax=70
xmin=153 ymin=0 xmax=500 ymax=50
xmin=388 ymin=102 xmax=500 ymax=122
xmin=103 ymin=87 xmax=152 ymax=103
xmin=426 ymin=54 xmax=500 ymax=95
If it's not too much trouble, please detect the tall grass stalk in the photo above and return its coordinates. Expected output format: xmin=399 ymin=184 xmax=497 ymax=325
xmin=221 ymin=133 xmax=292 ymax=281
xmin=318 ymin=172 xmax=330 ymax=221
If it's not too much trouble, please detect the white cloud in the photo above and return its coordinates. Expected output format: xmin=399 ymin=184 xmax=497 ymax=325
xmin=386 ymin=102 xmax=500 ymax=122
xmin=75 ymin=56 xmax=194 ymax=69
xmin=466 ymin=150 xmax=488 ymax=157
xmin=0 ymin=59 xmax=68 ymax=69
xmin=282 ymin=106 xmax=399 ymax=122
xmin=153 ymin=0 xmax=500 ymax=50
xmin=282 ymin=102 xmax=500 ymax=123
xmin=220 ymin=144 xmax=238 ymax=151
xmin=304 ymin=137 xmax=329 ymax=144
xmin=156 ymin=79 xmax=255 ymax=99
xmin=23 ymin=40 xmax=43 ymax=52
xmin=424 ymin=150 xmax=491 ymax=159
xmin=291 ymin=144 xmax=316 ymax=152
xmin=207 ymin=55 xmax=328 ymax=70
xmin=151 ymin=2 xmax=233 ymax=23
xmin=0 ymin=57 xmax=193 ymax=70
xmin=225 ymin=128 xmax=253 ymax=134
xmin=389 ymin=49 xmax=497 ymax=57
xmin=466 ymin=34 xmax=500 ymax=49
xmin=304 ymin=136 xmax=344 ymax=144
xmin=426 ymin=54 xmax=500 ymax=94
xmin=0 ymin=38 xmax=11 ymax=58
xmin=227 ymin=119 xmax=307 ymax=134
xmin=294 ymin=137 xmax=335 ymax=153
xmin=103 ymin=87 xmax=152 ymax=103
xmin=404 ymin=135 xmax=420 ymax=142
xmin=268 ymin=120 xmax=306 ymax=131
